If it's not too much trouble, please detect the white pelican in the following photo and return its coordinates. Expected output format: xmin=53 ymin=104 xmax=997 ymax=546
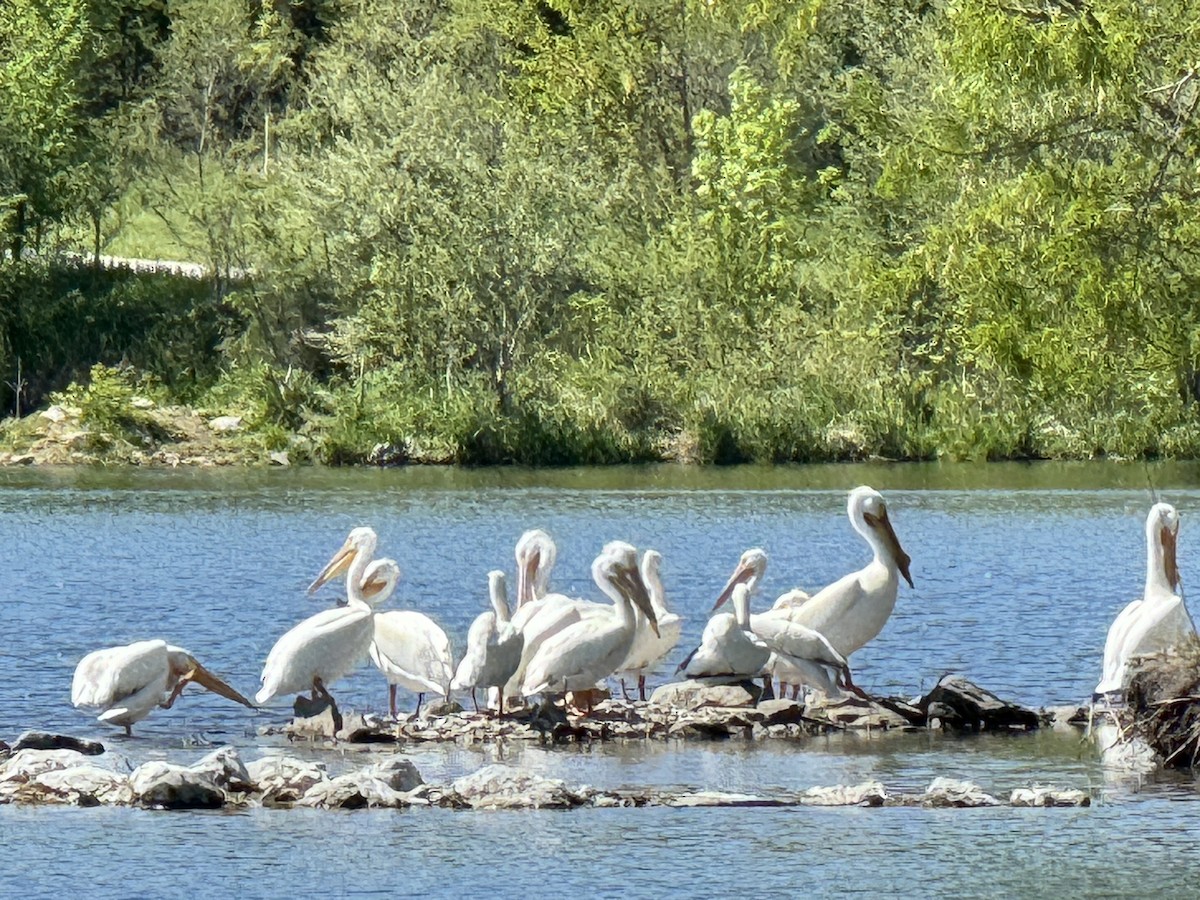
xmin=678 ymin=583 xmax=770 ymax=680
xmin=71 ymin=639 xmax=252 ymax=735
xmin=370 ymin=579 xmax=454 ymax=719
xmin=716 ymin=487 xmax=912 ymax=664
xmin=617 ymin=549 xmax=683 ymax=701
xmin=257 ymin=526 xmax=383 ymax=730
xmin=1095 ymin=502 xmax=1195 ymax=700
xmin=522 ymin=541 xmax=658 ymax=715
xmin=451 ymin=570 xmax=524 ymax=715
xmin=515 ymin=528 xmax=558 ymax=606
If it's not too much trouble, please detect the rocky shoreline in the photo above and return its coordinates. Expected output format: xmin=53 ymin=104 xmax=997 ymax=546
xmin=0 ymin=676 xmax=1097 ymax=811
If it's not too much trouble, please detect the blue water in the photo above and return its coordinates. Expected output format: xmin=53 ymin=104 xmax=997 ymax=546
xmin=1 ymin=463 xmax=1199 ymax=896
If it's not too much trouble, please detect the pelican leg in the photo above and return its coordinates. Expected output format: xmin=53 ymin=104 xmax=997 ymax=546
xmin=124 ymin=724 xmax=132 ymax=737
xmin=470 ymin=687 xmax=479 ymax=714
xmin=389 ymin=684 xmax=398 ymax=719
xmin=620 ymin=678 xmax=632 ymax=701
xmin=313 ymin=677 xmax=343 ymax=734
xmin=638 ymin=675 xmax=647 ymax=703
xmin=498 ymin=692 xmax=505 ymax=718
xmin=761 ymin=676 xmax=775 ymax=701
xmin=414 ymin=693 xmax=424 ymax=719
xmin=840 ymin=668 xmax=870 ymax=700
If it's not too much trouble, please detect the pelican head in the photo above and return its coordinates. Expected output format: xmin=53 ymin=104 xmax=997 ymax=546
xmin=713 ymin=548 xmax=768 ymax=611
xmin=308 ymin=526 xmax=379 ymax=594
xmin=487 ymin=569 xmax=511 ymax=622
xmin=359 ymin=558 xmax=401 ymax=608
xmin=165 ymin=646 xmax=255 ymax=708
xmin=1147 ymin=502 xmax=1181 ymax=591
xmin=515 ymin=529 xmax=557 ymax=606
xmin=595 ymin=541 xmax=659 ymax=637
xmin=850 ymin=486 xmax=913 ymax=588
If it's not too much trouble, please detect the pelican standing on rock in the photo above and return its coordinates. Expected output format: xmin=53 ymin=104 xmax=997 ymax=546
xmin=451 ymin=570 xmax=524 ymax=715
xmin=617 ymin=549 xmax=683 ymax=701
xmin=1095 ymin=502 xmax=1195 ymax=700
xmin=716 ymin=486 xmax=913 ymax=664
xmin=257 ymin=526 xmax=384 ymax=731
xmin=678 ymin=583 xmax=770 ymax=680
xmin=370 ymin=584 xmax=455 ymax=720
xmin=522 ymin=541 xmax=659 ymax=715
xmin=71 ymin=639 xmax=253 ymax=735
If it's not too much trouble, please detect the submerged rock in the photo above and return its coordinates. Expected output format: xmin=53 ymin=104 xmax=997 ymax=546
xmin=921 ymin=777 xmax=1001 ymax=808
xmin=801 ymin=781 xmax=888 ymax=807
xmin=1010 ymin=787 xmax=1090 ymax=807
xmin=0 ymin=749 xmax=92 ymax=787
xmin=23 ymin=765 xmax=132 ymax=806
xmin=668 ymin=791 xmax=799 ymax=808
xmin=299 ymin=772 xmax=410 ymax=810
xmin=363 ymin=756 xmax=423 ymax=793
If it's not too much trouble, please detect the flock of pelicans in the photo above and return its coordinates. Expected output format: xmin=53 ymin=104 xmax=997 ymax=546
xmin=68 ymin=486 xmax=1194 ymax=735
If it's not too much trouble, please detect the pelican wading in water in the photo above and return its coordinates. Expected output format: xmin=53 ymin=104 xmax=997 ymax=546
xmin=522 ymin=541 xmax=659 ymax=715
xmin=451 ymin=570 xmax=524 ymax=715
xmin=678 ymin=583 xmax=770 ymax=680
xmin=1095 ymin=502 xmax=1195 ymax=702
xmin=616 ymin=549 xmax=683 ymax=701
xmin=716 ymin=486 xmax=912 ymax=670
xmin=71 ymin=639 xmax=253 ymax=735
xmin=257 ymin=526 xmax=384 ymax=732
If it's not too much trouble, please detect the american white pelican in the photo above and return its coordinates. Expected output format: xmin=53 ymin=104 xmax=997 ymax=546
xmin=1095 ymin=502 xmax=1195 ymax=700
xmin=716 ymin=487 xmax=912 ymax=663
xmin=515 ymin=529 xmax=558 ymax=606
xmin=617 ymin=549 xmax=683 ymax=701
xmin=71 ymin=639 xmax=253 ymax=735
xmin=257 ymin=526 xmax=383 ymax=731
xmin=522 ymin=541 xmax=658 ymax=714
xmin=370 ymin=579 xmax=455 ymax=719
xmin=678 ymin=583 xmax=770 ymax=679
xmin=451 ymin=570 xmax=524 ymax=715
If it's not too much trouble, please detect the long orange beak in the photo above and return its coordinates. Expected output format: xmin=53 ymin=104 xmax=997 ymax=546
xmin=307 ymin=541 xmax=358 ymax=594
xmin=865 ymin=509 xmax=913 ymax=588
xmin=185 ymin=662 xmax=255 ymax=708
xmin=713 ymin=561 xmax=755 ymax=612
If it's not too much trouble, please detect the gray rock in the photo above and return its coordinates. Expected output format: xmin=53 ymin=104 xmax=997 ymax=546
xmin=40 ymin=405 xmax=68 ymax=423
xmin=299 ymin=772 xmax=409 ymax=809
xmin=449 ymin=764 xmax=592 ymax=809
xmin=425 ymin=700 xmax=464 ymax=717
xmin=1010 ymin=787 xmax=1091 ymax=807
xmin=363 ymin=757 xmax=423 ymax=793
xmin=11 ymin=732 xmax=104 ymax=756
xmin=190 ymin=746 xmax=253 ymax=794
xmin=920 ymin=675 xmax=1041 ymax=732
xmin=801 ymin=781 xmax=888 ymax=807
xmin=921 ymin=777 xmax=1001 ymax=808
xmin=755 ymin=699 xmax=809 ymax=726
xmin=649 ymin=679 xmax=762 ymax=710
xmin=0 ymin=749 xmax=90 ymax=786
xmin=268 ymin=450 xmax=289 ymax=466
xmin=24 ymin=765 xmax=131 ymax=806
xmin=246 ymin=755 xmax=327 ymax=804
xmin=805 ymin=693 xmax=915 ymax=730
xmin=129 ymin=761 xmax=224 ymax=810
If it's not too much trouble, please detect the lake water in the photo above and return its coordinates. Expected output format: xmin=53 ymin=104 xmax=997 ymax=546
xmin=3 ymin=461 xmax=1200 ymax=896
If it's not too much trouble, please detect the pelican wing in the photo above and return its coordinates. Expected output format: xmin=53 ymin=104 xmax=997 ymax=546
xmin=682 ymin=615 xmax=770 ymax=679
xmin=72 ymin=640 xmax=170 ymax=710
xmin=522 ymin=616 xmax=628 ymax=695
xmin=371 ymin=610 xmax=454 ymax=696
xmin=258 ymin=605 xmax=374 ymax=704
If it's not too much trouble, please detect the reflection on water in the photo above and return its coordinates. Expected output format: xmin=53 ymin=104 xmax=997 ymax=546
xmin=2 ymin=462 xmax=1200 ymax=895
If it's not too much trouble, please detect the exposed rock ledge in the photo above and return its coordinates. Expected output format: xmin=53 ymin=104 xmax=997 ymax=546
xmin=0 ymin=745 xmax=1090 ymax=811
xmin=265 ymin=675 xmax=1055 ymax=746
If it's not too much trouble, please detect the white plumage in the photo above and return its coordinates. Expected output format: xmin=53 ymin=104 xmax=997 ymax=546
xmin=680 ymin=583 xmax=770 ymax=679
xmin=521 ymin=542 xmax=658 ymax=713
xmin=371 ymin=605 xmax=454 ymax=718
xmin=1095 ymin=502 xmax=1195 ymax=699
xmin=617 ymin=549 xmax=683 ymax=700
xmin=72 ymin=639 xmax=251 ymax=735
xmin=451 ymin=570 xmax=524 ymax=714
